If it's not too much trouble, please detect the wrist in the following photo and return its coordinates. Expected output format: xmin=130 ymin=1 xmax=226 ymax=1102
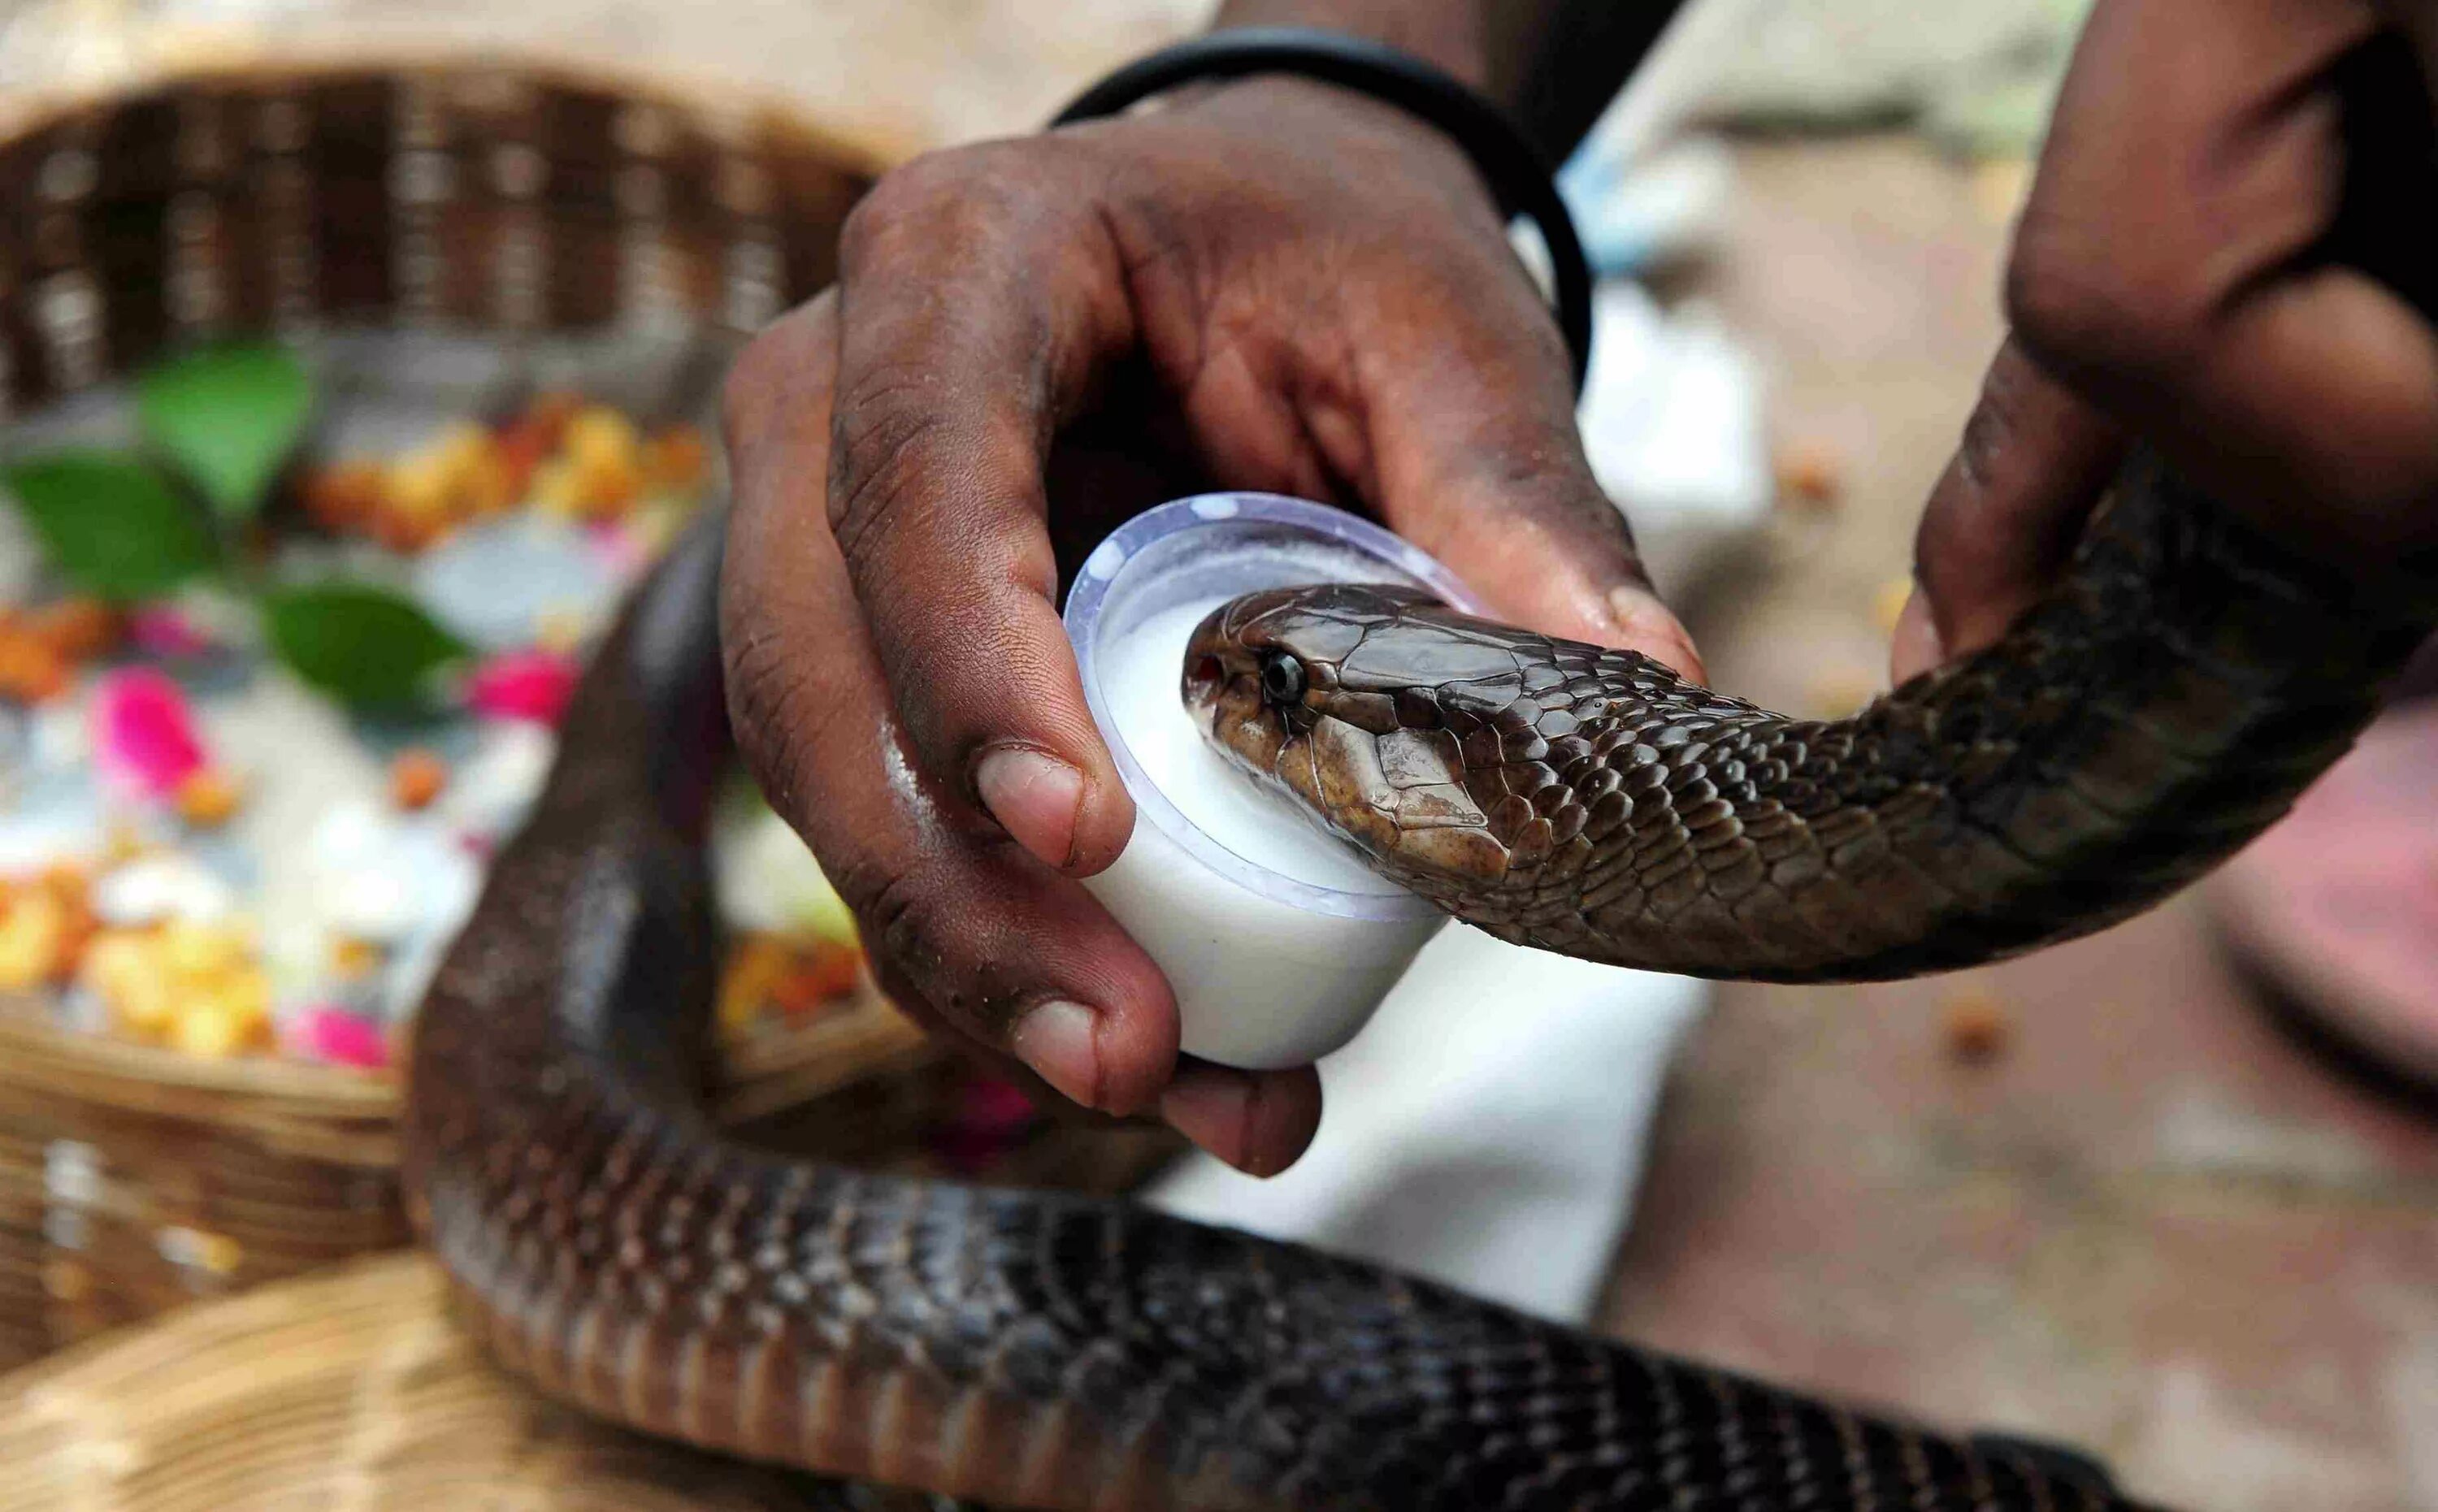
xmin=1168 ymin=74 xmax=1507 ymax=223
xmin=1205 ymin=2 xmax=1688 ymax=166
xmin=1208 ymin=0 xmax=1497 ymax=99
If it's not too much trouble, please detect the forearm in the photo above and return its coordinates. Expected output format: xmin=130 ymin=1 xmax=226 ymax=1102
xmin=1211 ymin=0 xmax=1685 ymax=160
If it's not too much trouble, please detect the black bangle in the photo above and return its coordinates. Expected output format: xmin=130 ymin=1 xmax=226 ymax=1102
xmin=1052 ymin=26 xmax=1599 ymax=395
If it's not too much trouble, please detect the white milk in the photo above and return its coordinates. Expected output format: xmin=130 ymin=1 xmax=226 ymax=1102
xmin=1068 ymin=495 xmax=1477 ymax=1071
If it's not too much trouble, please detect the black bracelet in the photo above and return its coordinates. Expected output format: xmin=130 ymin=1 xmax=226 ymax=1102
xmin=1052 ymin=26 xmax=1600 ymax=395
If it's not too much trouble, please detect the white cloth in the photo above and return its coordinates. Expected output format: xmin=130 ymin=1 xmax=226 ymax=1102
xmin=1577 ymin=283 xmax=1772 ymax=602
xmin=1144 ymin=925 xmax=1708 ymax=1325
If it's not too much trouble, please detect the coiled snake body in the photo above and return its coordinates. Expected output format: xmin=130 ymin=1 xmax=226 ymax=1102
xmin=406 ymin=447 xmax=2434 ymax=1512
xmin=405 ymin=54 xmax=2438 ymax=1512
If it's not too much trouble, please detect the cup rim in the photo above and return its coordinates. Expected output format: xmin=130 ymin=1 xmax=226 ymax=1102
xmin=1064 ymin=492 xmax=1488 ymax=923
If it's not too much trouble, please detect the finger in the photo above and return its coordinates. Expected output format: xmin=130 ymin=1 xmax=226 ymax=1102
xmin=1893 ymin=338 xmax=2128 ymax=682
xmin=720 ymin=296 xmax=1177 ymax=1118
xmin=1380 ymin=370 xmax=1707 ymax=684
xmin=824 ymin=145 xmax=1139 ymax=878
xmin=1320 ymin=240 xmax=1705 ymax=681
xmin=2006 ymin=0 xmax=2438 ymax=564
xmin=1158 ymin=1061 xmax=1324 ymax=1178
xmin=875 ymin=874 xmax=1320 ymax=1173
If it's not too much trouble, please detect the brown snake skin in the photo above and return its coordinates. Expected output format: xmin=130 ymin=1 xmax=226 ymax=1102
xmin=409 ymin=512 xmax=2163 ymax=1512
xmin=404 ymin=458 xmax=2434 ymax=1512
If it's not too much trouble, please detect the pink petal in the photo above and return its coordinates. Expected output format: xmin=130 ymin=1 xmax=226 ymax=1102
xmin=465 ymin=649 xmax=579 ymax=726
xmin=292 ymin=1006 xmax=392 ymax=1069
xmin=926 ymin=1075 xmax=1040 ymax=1173
xmin=126 ymin=606 xmax=215 ymax=658
xmin=955 ymin=1075 xmax=1039 ymax=1137
xmin=89 ymin=668 xmax=207 ymax=797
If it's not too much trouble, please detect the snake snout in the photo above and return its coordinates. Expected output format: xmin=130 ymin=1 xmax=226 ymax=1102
xmin=1182 ymin=647 xmax=1226 ymax=716
xmin=1180 ymin=605 xmax=1244 ymax=728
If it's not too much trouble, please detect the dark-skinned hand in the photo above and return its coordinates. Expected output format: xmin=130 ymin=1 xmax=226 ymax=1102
xmin=720 ymin=77 xmax=1701 ymax=1177
xmin=1895 ymin=0 xmax=2438 ymax=680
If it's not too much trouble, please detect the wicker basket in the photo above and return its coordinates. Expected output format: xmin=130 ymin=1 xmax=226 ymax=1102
xmin=0 ymin=982 xmax=1126 ymax=1372
xmin=0 ymin=58 xmax=1182 ymax=1372
xmin=0 ymin=1251 xmax=952 ymax=1509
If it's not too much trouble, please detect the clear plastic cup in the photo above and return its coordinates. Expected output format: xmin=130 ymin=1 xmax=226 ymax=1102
xmin=1064 ymin=493 xmax=1488 ymax=1069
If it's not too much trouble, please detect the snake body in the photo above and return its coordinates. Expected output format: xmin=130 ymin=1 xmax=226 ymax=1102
xmin=406 ymin=447 xmax=2431 ymax=1511
xmin=399 ymin=43 xmax=2438 ymax=1512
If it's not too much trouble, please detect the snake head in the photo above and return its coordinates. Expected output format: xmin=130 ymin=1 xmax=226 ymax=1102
xmin=1183 ymin=583 xmax=1517 ymax=889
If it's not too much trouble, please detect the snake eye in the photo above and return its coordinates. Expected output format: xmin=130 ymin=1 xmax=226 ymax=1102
xmin=1259 ymin=651 xmax=1308 ymax=707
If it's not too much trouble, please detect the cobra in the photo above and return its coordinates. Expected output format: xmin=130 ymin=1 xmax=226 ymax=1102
xmin=406 ymin=431 xmax=2435 ymax=1510
xmin=404 ymin=45 xmax=2438 ymax=1512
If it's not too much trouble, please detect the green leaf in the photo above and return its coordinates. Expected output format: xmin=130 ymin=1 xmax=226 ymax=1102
xmin=137 ymin=340 xmax=313 ymax=521
xmin=263 ymin=584 xmax=471 ymax=708
xmin=0 ymin=452 xmax=219 ymax=600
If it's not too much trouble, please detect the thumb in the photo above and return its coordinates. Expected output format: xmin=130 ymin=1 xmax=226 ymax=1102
xmin=1894 ymin=338 xmax=2125 ymax=684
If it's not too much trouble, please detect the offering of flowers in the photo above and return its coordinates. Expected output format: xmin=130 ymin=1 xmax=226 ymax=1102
xmin=0 ymin=343 xmax=867 ymax=1078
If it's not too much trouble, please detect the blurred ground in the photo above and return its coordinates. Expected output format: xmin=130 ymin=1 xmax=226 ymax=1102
xmin=2 ymin=1 xmax=2434 ymax=1507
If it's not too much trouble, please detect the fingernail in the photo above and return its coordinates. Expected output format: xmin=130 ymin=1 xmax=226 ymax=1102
xmin=1603 ymin=584 xmax=1654 ymax=636
xmin=1606 ymin=585 xmax=1706 ymax=682
xmin=1012 ymin=999 xmax=1103 ymax=1110
xmin=1160 ymin=1075 xmax=1258 ymax=1174
xmin=975 ymin=746 xmax=1085 ymax=869
xmin=1889 ymin=589 xmax=1945 ymax=684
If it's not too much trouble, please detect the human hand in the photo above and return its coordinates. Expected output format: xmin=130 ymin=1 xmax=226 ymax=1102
xmin=1894 ymin=0 xmax=2438 ymax=682
xmin=720 ymin=76 xmax=1700 ymax=1175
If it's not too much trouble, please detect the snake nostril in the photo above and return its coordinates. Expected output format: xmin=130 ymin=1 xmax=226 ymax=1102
xmin=1186 ymin=655 xmax=1224 ymax=700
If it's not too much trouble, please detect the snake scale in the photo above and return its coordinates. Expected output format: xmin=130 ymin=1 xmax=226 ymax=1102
xmin=393 ymin=42 xmax=2438 ymax=1512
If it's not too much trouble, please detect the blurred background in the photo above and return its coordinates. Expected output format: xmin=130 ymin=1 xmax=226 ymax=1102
xmin=1 ymin=2 xmax=2433 ymax=1510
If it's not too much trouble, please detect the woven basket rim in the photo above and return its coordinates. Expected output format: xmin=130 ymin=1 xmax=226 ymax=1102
xmin=0 ymin=1000 xmax=399 ymax=1107
xmin=0 ymin=987 xmax=932 ymax=1129
xmin=0 ymin=1242 xmax=427 ymax=1364
xmin=0 ymin=43 xmax=909 ymax=175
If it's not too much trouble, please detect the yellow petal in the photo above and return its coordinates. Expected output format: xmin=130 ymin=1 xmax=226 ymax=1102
xmin=171 ymin=1004 xmax=244 ymax=1059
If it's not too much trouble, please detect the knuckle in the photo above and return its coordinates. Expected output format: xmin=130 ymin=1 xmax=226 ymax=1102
xmin=833 ymin=856 xmax=990 ymax=1023
xmin=826 ymin=382 xmax=1043 ymax=593
xmin=718 ymin=678 xmax=1006 ymax=1033
xmin=836 ymin=162 xmax=935 ymax=266
xmin=839 ymin=144 xmax=1036 ymax=271
xmin=1916 ymin=444 xmax=2024 ymax=583
xmin=719 ymin=626 xmax=831 ymax=820
xmin=1911 ymin=493 xmax=1990 ymax=600
xmin=718 ymin=299 xmax=832 ymax=464
xmin=838 ymin=856 xmax=925 ymax=955
xmin=1951 ymin=379 xmax=2027 ymax=505
xmin=2004 ymin=219 xmax=2204 ymax=383
xmin=826 ymin=388 xmax=950 ymax=566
